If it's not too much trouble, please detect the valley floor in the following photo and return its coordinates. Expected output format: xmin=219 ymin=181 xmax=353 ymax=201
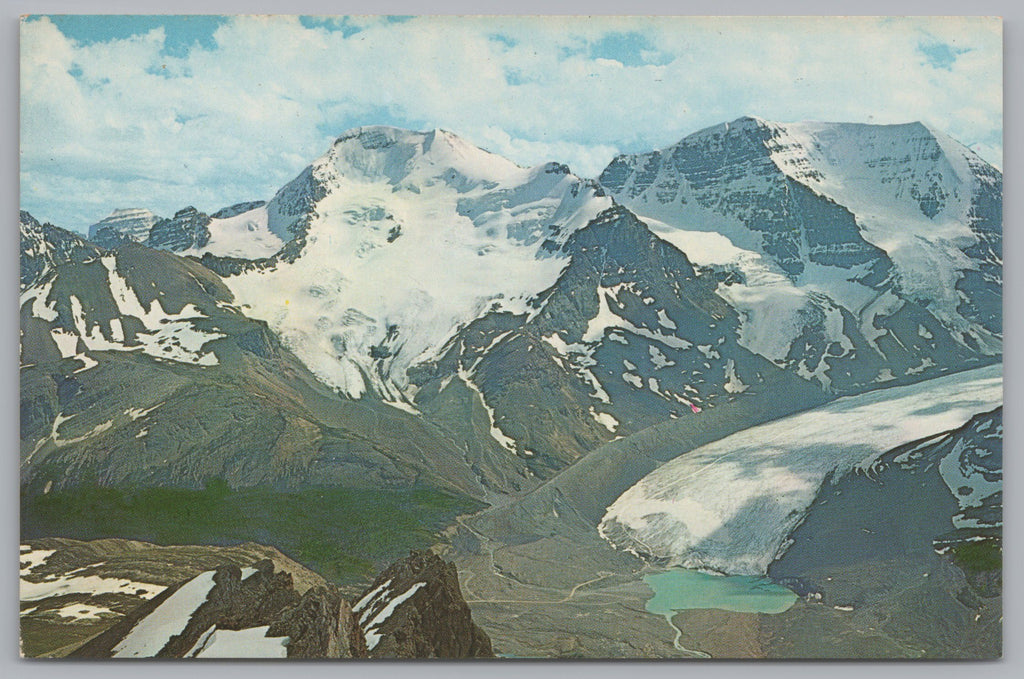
xmin=447 ymin=366 xmax=1003 ymax=659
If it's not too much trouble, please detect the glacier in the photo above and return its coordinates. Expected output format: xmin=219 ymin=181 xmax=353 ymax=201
xmin=599 ymin=363 xmax=1002 ymax=576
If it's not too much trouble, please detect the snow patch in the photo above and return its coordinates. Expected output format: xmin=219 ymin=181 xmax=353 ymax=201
xmin=649 ymin=345 xmax=675 ymax=369
xmin=187 ymin=625 xmax=290 ymax=659
xmin=723 ymin=359 xmax=748 ymax=394
xmin=56 ymin=603 xmax=117 ymax=621
xmin=181 ymin=206 xmax=284 ymax=260
xmin=112 ymin=571 xmax=216 ymax=657
xmin=362 ymin=581 xmax=426 ymax=651
xmin=458 ymin=367 xmax=518 ymax=454
xmin=589 ymin=406 xmax=619 ymax=433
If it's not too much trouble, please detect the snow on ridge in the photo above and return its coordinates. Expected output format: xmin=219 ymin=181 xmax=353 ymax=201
xmin=112 ymin=570 xmax=217 ymax=657
xmin=44 ymin=255 xmax=225 ymax=368
xmin=764 ymin=120 xmax=991 ymax=330
xmin=21 ymin=281 xmax=59 ymax=322
xmin=458 ymin=366 xmax=519 ymax=455
xmin=361 ymin=581 xmax=426 ymax=651
xmin=937 ymin=417 xmax=1003 ymax=529
xmin=186 ymin=625 xmax=290 ymax=659
xmin=583 ymin=285 xmax=693 ymax=350
xmin=353 ymin=578 xmax=392 ymax=615
xmin=543 ymin=332 xmax=610 ymax=404
xmin=599 ymin=363 xmax=1002 ymax=576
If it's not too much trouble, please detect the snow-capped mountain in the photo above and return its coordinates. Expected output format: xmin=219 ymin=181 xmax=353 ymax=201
xmin=223 ymin=126 xmax=612 ymax=403
xmin=89 ymin=203 xmax=284 ymax=260
xmin=600 ymin=117 xmax=1001 ymax=392
xmin=408 ymin=204 xmax=822 ymax=474
xmin=19 ymin=212 xmax=504 ymax=498
xmin=88 ymin=208 xmax=163 ymax=248
xmin=19 ymin=118 xmax=1003 ymax=495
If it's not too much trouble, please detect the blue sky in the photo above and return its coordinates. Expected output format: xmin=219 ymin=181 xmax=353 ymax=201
xmin=20 ymin=15 xmax=1002 ymax=232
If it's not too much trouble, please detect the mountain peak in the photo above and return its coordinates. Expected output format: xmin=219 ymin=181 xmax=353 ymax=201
xmin=320 ymin=124 xmax=525 ymax=189
xmin=333 ymin=124 xmax=426 ymax=148
xmin=331 ymin=125 xmax=488 ymax=160
xmin=731 ymin=114 xmax=769 ymax=126
xmin=20 ymin=210 xmax=41 ymax=228
xmin=88 ymin=207 xmax=162 ymax=244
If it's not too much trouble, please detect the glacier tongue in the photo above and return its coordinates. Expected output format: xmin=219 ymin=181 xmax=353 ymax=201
xmin=224 ymin=126 xmax=611 ymax=399
xmin=598 ymin=363 xmax=1002 ymax=576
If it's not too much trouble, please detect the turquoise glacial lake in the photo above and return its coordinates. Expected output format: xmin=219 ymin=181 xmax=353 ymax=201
xmin=644 ymin=568 xmax=797 ymax=616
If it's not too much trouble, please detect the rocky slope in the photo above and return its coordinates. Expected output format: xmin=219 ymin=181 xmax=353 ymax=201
xmin=19 ymin=538 xmax=329 ymax=657
xmin=759 ymin=407 xmax=1003 ymax=659
xmin=22 ymin=539 xmax=491 ymax=659
xmin=71 ymin=561 xmax=364 ymax=658
xmin=18 ymin=214 xmax=504 ymax=500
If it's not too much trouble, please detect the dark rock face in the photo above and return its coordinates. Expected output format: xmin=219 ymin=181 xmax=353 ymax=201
xmin=268 ymin=589 xmax=367 ymax=659
xmin=211 ymin=201 xmax=267 ymax=219
xmin=90 ymin=226 xmax=135 ymax=249
xmin=71 ymin=561 xmax=368 ymax=659
xmin=266 ymin=165 xmax=328 ymax=252
xmin=766 ymin=407 xmax=1002 ymax=659
xmin=147 ymin=206 xmax=213 ymax=251
xmin=600 ymin=117 xmax=891 ymax=280
xmin=956 ymin=160 xmax=1003 ymax=336
xmin=354 ymin=550 xmax=494 ymax=658
xmin=20 ymin=211 xmax=103 ymax=289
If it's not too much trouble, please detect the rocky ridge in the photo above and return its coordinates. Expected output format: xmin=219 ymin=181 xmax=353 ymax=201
xmin=21 ymin=539 xmax=490 ymax=659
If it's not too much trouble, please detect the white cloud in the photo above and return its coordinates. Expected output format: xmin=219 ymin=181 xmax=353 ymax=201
xmin=20 ymin=15 xmax=1002 ymax=231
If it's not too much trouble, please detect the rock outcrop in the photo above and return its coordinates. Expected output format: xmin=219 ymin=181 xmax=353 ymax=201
xmin=147 ymin=206 xmax=212 ymax=251
xmin=353 ymin=550 xmax=494 ymax=658
xmin=26 ymin=540 xmax=491 ymax=659
xmin=71 ymin=560 xmax=368 ymax=659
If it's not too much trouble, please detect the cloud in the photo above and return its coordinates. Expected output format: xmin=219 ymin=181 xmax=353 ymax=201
xmin=20 ymin=15 xmax=1003 ymax=231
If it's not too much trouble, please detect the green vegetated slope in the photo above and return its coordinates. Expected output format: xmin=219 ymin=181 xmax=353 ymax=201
xmin=22 ymin=480 xmax=482 ymax=584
